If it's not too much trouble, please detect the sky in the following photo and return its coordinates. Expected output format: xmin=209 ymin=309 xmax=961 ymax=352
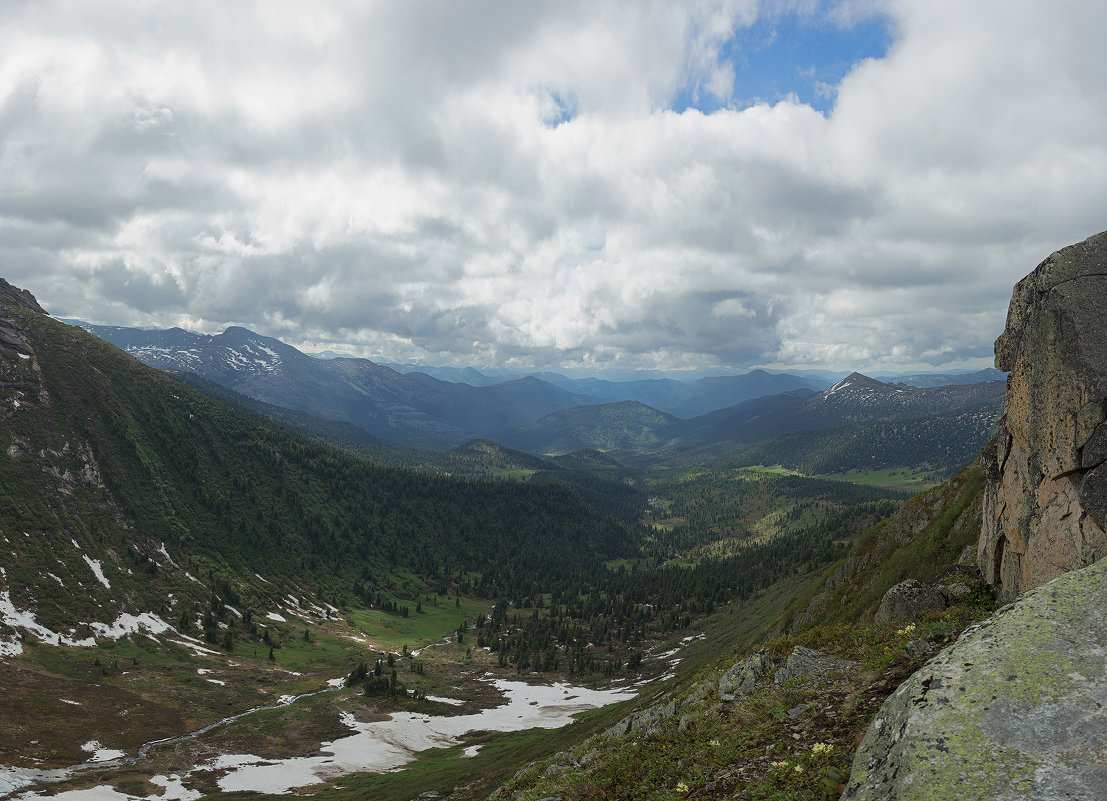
xmin=2 ymin=0 xmax=1106 ymax=375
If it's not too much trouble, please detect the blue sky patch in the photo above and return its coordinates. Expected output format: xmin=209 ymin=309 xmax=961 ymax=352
xmin=672 ymin=10 xmax=894 ymax=115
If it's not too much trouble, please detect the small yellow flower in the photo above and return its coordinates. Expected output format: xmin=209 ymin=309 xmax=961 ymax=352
xmin=675 ymin=782 xmax=690 ymax=793
xmin=709 ymin=739 xmax=720 ymax=747
xmin=812 ymin=742 xmax=834 ymax=754
xmin=794 ymin=764 xmax=804 ymax=773
xmin=896 ymin=623 xmax=917 ymax=636
xmin=770 ymin=760 xmax=790 ymax=770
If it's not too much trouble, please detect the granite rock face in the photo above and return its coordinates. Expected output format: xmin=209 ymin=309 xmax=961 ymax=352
xmin=843 ymin=557 xmax=1107 ymax=800
xmin=980 ymin=231 xmax=1107 ymax=602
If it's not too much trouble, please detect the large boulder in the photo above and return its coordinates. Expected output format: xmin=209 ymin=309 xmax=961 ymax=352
xmin=873 ymin=579 xmax=948 ymax=625
xmin=773 ymin=646 xmax=858 ymax=685
xmin=981 ymin=232 xmax=1107 ymax=602
xmin=843 ymin=557 xmax=1107 ymax=800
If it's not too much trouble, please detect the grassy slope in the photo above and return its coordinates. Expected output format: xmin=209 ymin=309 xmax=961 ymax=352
xmin=492 ymin=458 xmax=994 ymax=801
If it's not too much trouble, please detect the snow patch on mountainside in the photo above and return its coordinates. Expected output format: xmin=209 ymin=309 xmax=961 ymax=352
xmin=82 ymin=555 xmax=111 ymax=589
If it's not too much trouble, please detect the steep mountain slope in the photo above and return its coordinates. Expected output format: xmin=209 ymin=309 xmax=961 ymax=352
xmin=721 ymin=406 xmax=1000 ymax=477
xmin=1 ymin=287 xmax=638 ymax=646
xmin=67 ymin=322 xmax=591 ymax=445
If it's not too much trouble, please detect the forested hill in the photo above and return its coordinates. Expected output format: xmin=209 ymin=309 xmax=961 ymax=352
xmin=0 ymin=287 xmax=638 ymax=634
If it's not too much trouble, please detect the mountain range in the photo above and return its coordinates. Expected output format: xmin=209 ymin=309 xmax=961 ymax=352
xmin=494 ymin=373 xmax=1004 ymax=470
xmin=66 ymin=321 xmax=1003 ymax=475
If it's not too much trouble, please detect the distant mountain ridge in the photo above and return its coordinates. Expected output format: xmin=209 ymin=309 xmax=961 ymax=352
xmin=65 ymin=321 xmax=594 ymax=446
xmin=883 ymin=367 xmax=1007 ymax=387
xmin=494 ymin=372 xmax=1004 ymax=472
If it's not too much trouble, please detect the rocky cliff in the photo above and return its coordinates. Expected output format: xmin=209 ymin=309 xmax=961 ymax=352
xmin=980 ymin=231 xmax=1107 ymax=602
xmin=844 ymin=232 xmax=1107 ymax=798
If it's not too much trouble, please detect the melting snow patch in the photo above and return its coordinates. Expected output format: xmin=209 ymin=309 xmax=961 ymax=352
xmin=81 ymin=741 xmax=126 ymax=763
xmin=0 ymin=635 xmax=23 ymax=658
xmin=208 ymin=678 xmax=637 ymax=793
xmin=169 ymin=639 xmax=221 ymax=657
xmin=462 ymin=745 xmax=482 ymax=758
xmin=0 ymin=587 xmax=94 ymax=648
xmin=149 ymin=775 xmax=201 ymax=801
xmin=327 ymin=677 xmax=346 ymax=688
xmin=426 ymin=695 xmax=465 ymax=707
xmin=266 ymin=612 xmax=286 ymax=623
xmin=59 ymin=699 xmax=82 ymax=706
xmin=82 ymin=557 xmax=110 ymax=589
xmin=89 ymin=612 xmax=170 ymax=640
xmin=156 ymin=543 xmax=178 ymax=567
xmin=17 ymin=353 xmax=30 ymax=360
xmin=206 ymin=678 xmax=226 ymax=686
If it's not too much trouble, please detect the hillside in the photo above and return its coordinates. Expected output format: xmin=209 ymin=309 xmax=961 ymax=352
xmin=4 ymin=277 xmax=898 ymax=801
xmin=720 ymin=406 xmax=1000 ymax=477
xmin=494 ymin=400 xmax=683 ymax=455
xmin=1 ymin=290 xmax=639 ymax=642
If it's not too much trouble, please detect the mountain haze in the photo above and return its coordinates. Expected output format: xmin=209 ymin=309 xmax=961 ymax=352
xmin=67 ymin=321 xmax=593 ymax=446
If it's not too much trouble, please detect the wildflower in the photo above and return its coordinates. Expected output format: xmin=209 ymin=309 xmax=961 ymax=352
xmin=794 ymin=764 xmax=804 ymax=773
xmin=896 ymin=623 xmax=917 ymax=636
xmin=675 ymin=782 xmax=689 ymax=793
xmin=770 ymin=760 xmax=790 ymax=770
xmin=709 ymin=739 xmax=720 ymax=747
xmin=812 ymin=742 xmax=834 ymax=754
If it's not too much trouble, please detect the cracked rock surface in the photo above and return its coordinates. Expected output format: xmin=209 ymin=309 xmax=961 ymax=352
xmin=981 ymin=231 xmax=1107 ymax=602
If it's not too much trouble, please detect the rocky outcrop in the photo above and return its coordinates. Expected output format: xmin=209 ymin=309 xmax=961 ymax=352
xmin=0 ymin=279 xmax=46 ymax=357
xmin=772 ymin=646 xmax=858 ymax=685
xmin=718 ymin=649 xmax=770 ymax=701
xmin=0 ymin=278 xmax=46 ymax=315
xmin=873 ymin=579 xmax=948 ymax=625
xmin=843 ymin=556 xmax=1107 ymax=800
xmin=980 ymin=231 xmax=1107 ymax=602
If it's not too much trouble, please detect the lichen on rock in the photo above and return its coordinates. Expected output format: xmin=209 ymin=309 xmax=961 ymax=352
xmin=843 ymin=557 xmax=1107 ymax=800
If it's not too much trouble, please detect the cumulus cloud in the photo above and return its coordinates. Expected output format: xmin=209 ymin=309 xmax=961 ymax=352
xmin=1 ymin=0 xmax=1105 ymax=372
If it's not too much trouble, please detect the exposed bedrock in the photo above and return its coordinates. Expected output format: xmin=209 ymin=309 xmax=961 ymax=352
xmin=980 ymin=230 xmax=1107 ymax=602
